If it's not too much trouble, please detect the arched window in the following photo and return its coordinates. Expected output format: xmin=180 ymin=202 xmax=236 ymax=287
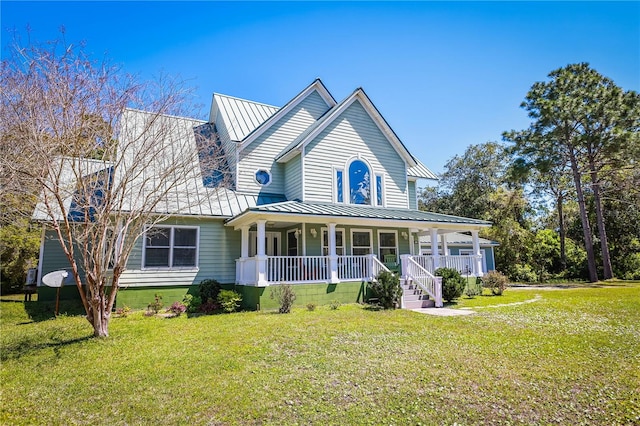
xmin=349 ymin=159 xmax=371 ymax=205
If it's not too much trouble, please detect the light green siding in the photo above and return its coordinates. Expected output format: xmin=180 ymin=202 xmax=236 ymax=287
xmin=40 ymin=229 xmax=84 ymax=284
xmin=120 ymin=217 xmax=241 ymax=287
xmin=237 ymin=91 xmax=330 ymax=194
xmin=284 ymin=152 xmax=302 ymax=201
xmin=303 ymin=100 xmax=408 ymax=208
xmin=408 ymin=180 xmax=417 ymax=210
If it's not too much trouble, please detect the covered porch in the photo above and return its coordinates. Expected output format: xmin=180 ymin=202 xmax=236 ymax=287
xmin=226 ymin=200 xmax=491 ymax=288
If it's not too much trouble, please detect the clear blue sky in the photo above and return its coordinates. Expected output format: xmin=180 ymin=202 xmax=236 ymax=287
xmin=2 ymin=1 xmax=638 ymax=175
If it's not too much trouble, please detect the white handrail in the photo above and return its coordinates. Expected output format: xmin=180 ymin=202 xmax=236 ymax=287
xmin=403 ymin=256 xmax=443 ymax=308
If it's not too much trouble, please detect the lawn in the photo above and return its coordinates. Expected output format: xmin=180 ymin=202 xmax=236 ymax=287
xmin=1 ymin=283 xmax=639 ymax=425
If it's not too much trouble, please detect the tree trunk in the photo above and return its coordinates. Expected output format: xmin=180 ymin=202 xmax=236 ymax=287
xmin=588 ymin=160 xmax=613 ymax=279
xmin=557 ymin=193 xmax=567 ymax=271
xmin=568 ymin=150 xmax=599 ymax=282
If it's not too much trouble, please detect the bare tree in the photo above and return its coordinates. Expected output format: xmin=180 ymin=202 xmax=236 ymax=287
xmin=0 ymin=34 xmax=228 ymax=336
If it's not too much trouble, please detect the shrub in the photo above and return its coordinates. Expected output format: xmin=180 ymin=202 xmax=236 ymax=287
xmin=217 ymin=289 xmax=242 ymax=313
xmin=182 ymin=294 xmax=202 ymax=314
xmin=168 ymin=301 xmax=187 ymax=316
xmin=199 ymin=279 xmax=222 ymax=303
xmin=147 ymin=293 xmax=163 ymax=314
xmin=329 ymin=300 xmax=341 ymax=310
xmin=270 ymin=284 xmax=296 ymax=313
xmin=306 ymin=303 xmax=316 ymax=311
xmin=199 ymin=298 xmax=219 ymax=314
xmin=482 ymin=270 xmax=509 ymax=295
xmin=435 ymin=267 xmax=466 ymax=302
xmin=506 ymin=263 xmax=537 ymax=283
xmin=367 ymin=270 xmax=401 ymax=309
xmin=115 ymin=306 xmax=131 ymax=317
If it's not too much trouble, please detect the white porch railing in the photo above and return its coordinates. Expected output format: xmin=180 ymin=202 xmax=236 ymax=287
xmin=402 ymin=255 xmax=443 ymax=308
xmin=413 ymin=255 xmax=483 ymax=276
xmin=237 ymin=254 xmax=388 ymax=285
xmin=267 ymin=256 xmax=329 ymax=283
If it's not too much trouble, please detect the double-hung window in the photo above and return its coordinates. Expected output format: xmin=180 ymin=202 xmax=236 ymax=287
xmin=144 ymin=226 xmax=198 ymax=268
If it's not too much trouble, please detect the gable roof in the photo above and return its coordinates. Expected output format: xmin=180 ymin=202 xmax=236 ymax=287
xmin=238 ymin=79 xmax=336 ymax=152
xmin=407 ymin=158 xmax=438 ymax=180
xmin=210 ymin=93 xmax=279 ymax=141
xmin=275 ymin=88 xmax=418 ymax=168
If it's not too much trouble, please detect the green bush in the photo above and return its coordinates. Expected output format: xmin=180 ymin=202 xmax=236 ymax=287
xmin=199 ymin=279 xmax=221 ymax=303
xmin=506 ymin=263 xmax=537 ymax=283
xmin=435 ymin=267 xmax=466 ymax=302
xmin=367 ymin=271 xmax=401 ymax=309
xmin=306 ymin=303 xmax=316 ymax=311
xmin=270 ymin=284 xmax=296 ymax=313
xmin=482 ymin=270 xmax=509 ymax=295
xmin=217 ymin=289 xmax=242 ymax=313
xmin=182 ymin=294 xmax=202 ymax=314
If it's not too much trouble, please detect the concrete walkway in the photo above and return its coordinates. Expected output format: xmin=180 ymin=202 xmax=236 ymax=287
xmin=410 ymin=307 xmax=476 ymax=316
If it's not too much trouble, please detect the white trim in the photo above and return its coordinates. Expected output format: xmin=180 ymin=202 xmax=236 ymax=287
xmin=254 ymin=168 xmax=272 ymax=187
xmin=239 ymin=80 xmax=336 ymax=152
xmin=345 ymin=156 xmax=375 ymax=206
xmin=321 ymin=227 xmax=345 ymax=256
xmin=281 ymin=90 xmax=417 ymax=167
xmin=351 ymin=228 xmax=373 ymax=256
xmin=249 ymin=230 xmax=282 ymax=257
xmin=37 ymin=226 xmax=46 ymax=286
xmin=377 ymin=230 xmax=398 ymax=260
xmin=142 ymin=225 xmax=200 ymax=270
xmin=301 ymin=145 xmax=306 ymax=202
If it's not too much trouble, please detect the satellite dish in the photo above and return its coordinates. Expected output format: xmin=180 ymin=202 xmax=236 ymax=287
xmin=42 ymin=270 xmax=69 ymax=288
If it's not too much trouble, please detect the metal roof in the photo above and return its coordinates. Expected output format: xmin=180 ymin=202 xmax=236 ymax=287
xmin=419 ymin=232 xmax=499 ymax=246
xmin=227 ymin=200 xmax=491 ymax=227
xmin=407 ymin=158 xmax=438 ymax=180
xmin=212 ymin=93 xmax=279 ymax=141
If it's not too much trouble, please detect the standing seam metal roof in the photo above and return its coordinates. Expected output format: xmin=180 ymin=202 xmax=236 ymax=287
xmin=213 ymin=93 xmax=279 ymax=141
xmin=227 ymin=200 xmax=491 ymax=225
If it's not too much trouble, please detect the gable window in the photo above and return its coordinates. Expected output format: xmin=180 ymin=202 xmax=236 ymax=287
xmin=378 ymin=231 xmax=398 ymax=260
xmin=335 ymin=169 xmax=344 ymax=203
xmin=376 ymin=174 xmax=384 ymax=206
xmin=144 ymin=226 xmax=198 ymax=268
xmin=349 ymin=160 xmax=371 ymax=205
xmin=352 ymin=230 xmax=372 ymax=255
xmin=322 ymin=228 xmax=345 ymax=255
xmin=254 ymin=169 xmax=271 ymax=186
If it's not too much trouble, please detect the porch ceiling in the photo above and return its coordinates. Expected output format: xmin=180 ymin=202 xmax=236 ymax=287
xmin=225 ymin=200 xmax=491 ymax=231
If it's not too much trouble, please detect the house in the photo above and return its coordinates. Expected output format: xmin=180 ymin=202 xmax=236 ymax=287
xmin=35 ymin=79 xmax=491 ymax=310
xmin=419 ymin=232 xmax=498 ymax=275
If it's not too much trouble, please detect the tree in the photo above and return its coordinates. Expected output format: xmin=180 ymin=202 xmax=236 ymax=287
xmin=506 ymin=63 xmax=640 ymax=282
xmin=0 ymin=34 xmax=226 ymax=336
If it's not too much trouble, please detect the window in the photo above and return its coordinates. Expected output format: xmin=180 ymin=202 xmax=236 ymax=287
xmin=322 ymin=228 xmax=345 ymax=255
xmin=144 ymin=226 xmax=198 ymax=268
xmin=336 ymin=169 xmax=344 ymax=203
xmin=249 ymin=231 xmax=281 ymax=256
xmin=378 ymin=231 xmax=397 ymax=259
xmin=351 ymin=230 xmax=372 ymax=255
xmin=349 ymin=160 xmax=371 ymax=205
xmin=376 ymin=174 xmax=384 ymax=206
xmin=254 ymin=169 xmax=271 ymax=186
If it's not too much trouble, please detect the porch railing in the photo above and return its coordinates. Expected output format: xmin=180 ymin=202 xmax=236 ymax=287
xmin=237 ymin=254 xmax=387 ymax=285
xmin=267 ymin=256 xmax=329 ymax=283
xmin=402 ymin=255 xmax=443 ymax=308
xmin=412 ymin=255 xmax=483 ymax=276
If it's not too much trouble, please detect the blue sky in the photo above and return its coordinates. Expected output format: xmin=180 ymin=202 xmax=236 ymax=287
xmin=2 ymin=1 xmax=638 ymax=175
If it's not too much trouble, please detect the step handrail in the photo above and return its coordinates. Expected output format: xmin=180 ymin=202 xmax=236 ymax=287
xmin=403 ymin=256 xmax=443 ymax=308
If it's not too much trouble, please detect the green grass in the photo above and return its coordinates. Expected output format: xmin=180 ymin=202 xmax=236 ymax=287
xmin=2 ymin=284 xmax=639 ymax=425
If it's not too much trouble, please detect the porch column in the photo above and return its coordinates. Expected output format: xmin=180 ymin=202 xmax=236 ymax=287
xmin=430 ymin=228 xmax=440 ymax=269
xmin=441 ymin=233 xmax=448 ymax=257
xmin=240 ymin=226 xmax=249 ymax=258
xmin=256 ymin=220 xmax=268 ymax=286
xmin=471 ymin=230 xmax=483 ymax=276
xmin=328 ymin=223 xmax=339 ymax=284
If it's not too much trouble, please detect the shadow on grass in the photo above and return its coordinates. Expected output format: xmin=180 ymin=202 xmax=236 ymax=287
xmin=21 ymin=300 xmax=86 ymax=322
xmin=1 ymin=334 xmax=93 ymax=362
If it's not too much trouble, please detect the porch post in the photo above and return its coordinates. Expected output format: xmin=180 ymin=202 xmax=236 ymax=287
xmin=328 ymin=223 xmax=339 ymax=284
xmin=256 ymin=220 xmax=268 ymax=286
xmin=238 ymin=226 xmax=250 ymax=284
xmin=441 ymin=233 xmax=448 ymax=257
xmin=471 ymin=230 xmax=483 ymax=276
xmin=430 ymin=228 xmax=440 ymax=270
